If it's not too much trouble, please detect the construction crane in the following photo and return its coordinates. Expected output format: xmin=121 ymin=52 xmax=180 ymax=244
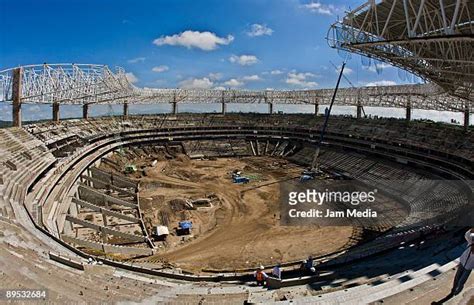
xmin=308 ymin=61 xmax=346 ymax=173
xmin=329 ymin=60 xmax=365 ymax=117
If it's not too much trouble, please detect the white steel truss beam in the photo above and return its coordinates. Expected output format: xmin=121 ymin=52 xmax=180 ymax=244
xmin=327 ymin=0 xmax=474 ymax=104
xmin=0 ymin=63 xmax=471 ymax=112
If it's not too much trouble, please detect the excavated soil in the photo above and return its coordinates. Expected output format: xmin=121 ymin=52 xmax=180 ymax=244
xmin=142 ymin=158 xmax=352 ymax=272
xmin=103 ymin=149 xmax=353 ymax=272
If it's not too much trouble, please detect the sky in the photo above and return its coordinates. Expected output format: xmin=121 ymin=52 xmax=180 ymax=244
xmin=0 ymin=0 xmax=470 ymax=124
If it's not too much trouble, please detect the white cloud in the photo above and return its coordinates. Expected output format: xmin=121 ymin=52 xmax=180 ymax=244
xmin=285 ymin=72 xmax=318 ymax=88
xmin=178 ymin=77 xmax=214 ymax=89
xmin=125 ymin=72 xmax=138 ymax=84
xmin=229 ymin=54 xmax=259 ymax=66
xmin=300 ymin=2 xmax=338 ymax=15
xmin=365 ymin=80 xmax=397 ymax=87
xmin=208 ymin=72 xmax=223 ymax=80
xmin=364 ymin=63 xmax=394 ymax=73
xmin=127 ymin=57 xmax=146 ymax=64
xmin=344 ymin=67 xmax=353 ymax=75
xmin=153 ymin=30 xmax=234 ymax=51
xmin=247 ymin=24 xmax=273 ymax=37
xmin=262 ymin=69 xmax=284 ymax=75
xmin=178 ymin=73 xmax=260 ymax=90
xmin=223 ymin=78 xmax=244 ymax=87
xmin=216 ymin=75 xmax=262 ymax=88
xmin=241 ymin=74 xmax=262 ymax=81
xmin=335 ymin=65 xmax=353 ymax=75
xmin=151 ymin=65 xmax=169 ymax=73
xmin=290 ymin=71 xmax=316 ymax=78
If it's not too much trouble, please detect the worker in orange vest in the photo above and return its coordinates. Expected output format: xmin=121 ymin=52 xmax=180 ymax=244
xmin=254 ymin=265 xmax=268 ymax=286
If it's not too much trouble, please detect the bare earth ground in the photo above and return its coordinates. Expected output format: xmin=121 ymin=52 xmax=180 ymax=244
xmin=115 ymin=153 xmax=353 ymax=273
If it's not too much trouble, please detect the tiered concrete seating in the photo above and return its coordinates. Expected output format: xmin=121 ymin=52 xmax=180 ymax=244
xmin=278 ymin=241 xmax=465 ymax=304
xmin=183 ymin=139 xmax=252 ymax=158
xmin=1 ymin=113 xmax=470 ymax=301
xmin=0 ymin=128 xmax=56 ymax=219
xmin=23 ymin=114 xmax=474 ymax=166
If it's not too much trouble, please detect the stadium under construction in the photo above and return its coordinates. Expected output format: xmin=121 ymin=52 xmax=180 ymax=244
xmin=0 ymin=0 xmax=473 ymax=304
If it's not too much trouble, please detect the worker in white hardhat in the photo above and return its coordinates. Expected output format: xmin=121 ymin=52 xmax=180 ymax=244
xmin=300 ymin=260 xmax=307 ymax=271
xmin=433 ymin=228 xmax=474 ymax=305
xmin=300 ymin=256 xmax=316 ymax=275
xmin=451 ymin=228 xmax=474 ymax=295
xmin=254 ymin=265 xmax=268 ymax=286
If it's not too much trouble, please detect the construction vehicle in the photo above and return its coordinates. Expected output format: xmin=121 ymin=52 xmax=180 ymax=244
xmin=153 ymin=225 xmax=169 ymax=241
xmin=231 ymin=169 xmax=250 ymax=184
xmin=302 ymin=165 xmax=319 ymax=179
xmin=233 ymin=176 xmax=250 ymax=184
xmin=300 ymin=174 xmax=314 ymax=182
xmin=301 ymin=168 xmax=324 ymax=178
xmin=231 ymin=170 xmax=242 ymax=177
xmin=333 ymin=172 xmax=347 ymax=180
xmin=124 ymin=164 xmax=137 ymax=174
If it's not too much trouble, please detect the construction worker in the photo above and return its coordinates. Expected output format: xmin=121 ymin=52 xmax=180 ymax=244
xmin=254 ymin=266 xmax=268 ymax=286
xmin=299 ymin=260 xmax=307 ymax=271
xmin=432 ymin=228 xmax=473 ymax=305
xmin=272 ymin=263 xmax=282 ymax=280
xmin=451 ymin=228 xmax=474 ymax=295
xmin=300 ymin=256 xmax=316 ymax=275
xmin=306 ymin=256 xmax=314 ymax=271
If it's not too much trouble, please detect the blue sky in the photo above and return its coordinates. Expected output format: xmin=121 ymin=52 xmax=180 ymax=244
xmin=4 ymin=0 xmax=465 ymax=123
xmin=0 ymin=0 xmax=417 ymax=90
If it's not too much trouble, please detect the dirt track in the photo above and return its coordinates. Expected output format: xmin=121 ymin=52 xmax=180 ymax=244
xmin=132 ymin=155 xmax=353 ymax=272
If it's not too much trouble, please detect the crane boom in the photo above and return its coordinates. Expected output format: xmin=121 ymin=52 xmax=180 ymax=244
xmin=310 ymin=61 xmax=346 ymax=170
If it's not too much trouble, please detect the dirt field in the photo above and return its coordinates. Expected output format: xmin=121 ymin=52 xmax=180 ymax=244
xmin=108 ymin=149 xmax=354 ymax=273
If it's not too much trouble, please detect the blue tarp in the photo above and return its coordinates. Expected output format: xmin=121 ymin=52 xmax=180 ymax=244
xmin=179 ymin=221 xmax=192 ymax=229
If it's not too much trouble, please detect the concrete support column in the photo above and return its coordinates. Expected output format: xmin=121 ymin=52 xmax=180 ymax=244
xmin=464 ymin=108 xmax=470 ymax=131
xmin=101 ymin=228 xmax=107 ymax=243
xmin=268 ymin=102 xmax=273 ymax=114
xmin=87 ymin=168 xmax=93 ymax=188
xmin=356 ymin=104 xmax=363 ymax=119
xmin=67 ymin=202 xmax=79 ymax=236
xmin=171 ymin=102 xmax=177 ymax=115
xmin=406 ymin=103 xmax=412 ymax=122
xmin=12 ymin=67 xmax=22 ymax=127
xmin=221 ymin=102 xmax=226 ymax=115
xmin=52 ymin=102 xmax=60 ymax=123
xmin=312 ymin=97 xmax=319 ymax=115
xmin=102 ymin=212 xmax=108 ymax=227
xmin=221 ymin=91 xmax=226 ymax=115
xmin=83 ymin=104 xmax=89 ymax=119
xmin=171 ymin=92 xmax=178 ymax=115
xmin=71 ymin=201 xmax=79 ymax=217
xmin=123 ymin=102 xmax=129 ymax=118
